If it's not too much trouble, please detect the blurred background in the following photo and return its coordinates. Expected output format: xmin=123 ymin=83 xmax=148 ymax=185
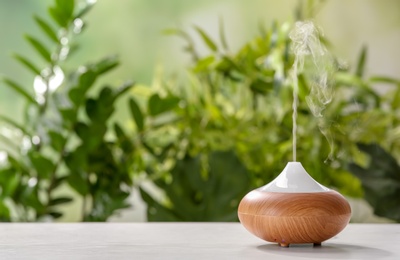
xmin=0 ymin=0 xmax=399 ymax=222
xmin=1 ymin=0 xmax=399 ymax=118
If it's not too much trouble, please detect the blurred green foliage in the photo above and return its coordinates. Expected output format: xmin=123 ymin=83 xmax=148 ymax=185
xmin=141 ymin=151 xmax=251 ymax=221
xmin=137 ymin=20 xmax=400 ymax=221
xmin=350 ymin=143 xmax=400 ymax=222
xmin=1 ymin=0 xmax=400 ymax=223
xmin=0 ymin=0 xmax=135 ymax=221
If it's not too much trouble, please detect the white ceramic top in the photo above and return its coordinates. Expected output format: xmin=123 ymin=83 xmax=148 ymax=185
xmin=259 ymin=162 xmax=330 ymax=193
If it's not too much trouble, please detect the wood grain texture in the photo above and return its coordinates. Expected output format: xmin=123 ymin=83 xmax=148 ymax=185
xmin=238 ymin=190 xmax=351 ymax=246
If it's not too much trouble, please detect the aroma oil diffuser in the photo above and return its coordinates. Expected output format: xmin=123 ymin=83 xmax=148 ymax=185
xmin=238 ymin=162 xmax=351 ymax=247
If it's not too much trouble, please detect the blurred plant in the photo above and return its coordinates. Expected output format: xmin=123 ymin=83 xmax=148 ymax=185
xmin=141 ymin=151 xmax=251 ymax=221
xmin=1 ymin=0 xmax=399 ymax=223
xmin=134 ymin=18 xmax=400 ymax=221
xmin=0 ymin=0 xmax=135 ymax=221
xmin=342 ymin=47 xmax=400 ymax=222
xmin=349 ymin=143 xmax=400 ymax=222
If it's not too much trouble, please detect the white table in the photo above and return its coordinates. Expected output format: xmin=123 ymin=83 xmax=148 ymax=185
xmin=0 ymin=223 xmax=399 ymax=259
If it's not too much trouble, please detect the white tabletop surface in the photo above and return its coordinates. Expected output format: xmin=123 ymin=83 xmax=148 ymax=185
xmin=0 ymin=223 xmax=399 ymax=259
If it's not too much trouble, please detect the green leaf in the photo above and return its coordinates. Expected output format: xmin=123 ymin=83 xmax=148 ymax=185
xmin=85 ymin=98 xmax=98 ymax=121
xmin=139 ymin=187 xmax=178 ymax=221
xmin=369 ymin=76 xmax=400 ymax=85
xmin=7 ymin=155 xmax=29 ymax=173
xmin=48 ymin=6 xmax=66 ymax=27
xmin=74 ymin=121 xmax=104 ymax=151
xmin=48 ymin=212 xmax=63 ymax=219
xmin=249 ymin=77 xmax=273 ymax=95
xmin=55 ymin=0 xmax=75 ymax=20
xmin=20 ymin=186 xmax=45 ymax=212
xmin=48 ymin=1 xmax=73 ymax=28
xmin=86 ymin=192 xmax=130 ymax=221
xmin=114 ymin=123 xmax=126 ymax=139
xmin=162 ymin=28 xmax=183 ymax=36
xmin=28 ymin=152 xmax=55 ymax=179
xmin=215 ymin=56 xmax=241 ymax=75
xmin=356 ymin=45 xmax=367 ymax=78
xmin=129 ymin=98 xmax=144 ymax=131
xmin=193 ymin=56 xmax=215 ymax=73
xmin=0 ymin=168 xmax=20 ymax=197
xmin=114 ymin=123 xmax=134 ymax=154
xmin=75 ymin=1 xmax=96 ymax=18
xmin=92 ymin=56 xmax=119 ymax=75
xmin=335 ymin=72 xmax=366 ymax=87
xmin=49 ymin=197 xmax=73 ymax=206
xmin=65 ymin=88 xmax=85 ymax=106
xmin=218 ymin=17 xmax=228 ymax=50
xmin=114 ymin=80 xmax=135 ymax=99
xmin=86 ymin=86 xmax=115 ymax=123
xmin=1 ymin=77 xmax=38 ymax=105
xmin=194 ymin=25 xmax=218 ymax=52
xmin=34 ymin=15 xmax=59 ymax=43
xmin=74 ymin=121 xmax=90 ymax=140
xmin=67 ymin=171 xmax=88 ymax=196
xmin=12 ymin=53 xmax=42 ymax=75
xmin=69 ymin=69 xmax=97 ymax=106
xmin=141 ymin=141 xmax=156 ymax=157
xmin=24 ymin=35 xmax=52 ymax=62
xmin=51 ymin=176 xmax=68 ymax=190
xmin=48 ymin=131 xmax=65 ymax=151
xmin=392 ymin=87 xmax=400 ymax=110
xmin=0 ymin=201 xmax=11 ymax=221
xmin=148 ymin=94 xmax=180 ymax=116
xmin=68 ymin=42 xmax=80 ymax=57
xmin=98 ymin=86 xmax=114 ymax=105
xmin=0 ymin=115 xmax=30 ymax=136
xmin=59 ymin=108 xmax=76 ymax=127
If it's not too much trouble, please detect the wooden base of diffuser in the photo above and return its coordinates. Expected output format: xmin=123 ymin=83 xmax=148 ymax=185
xmin=238 ymin=190 xmax=351 ymax=247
